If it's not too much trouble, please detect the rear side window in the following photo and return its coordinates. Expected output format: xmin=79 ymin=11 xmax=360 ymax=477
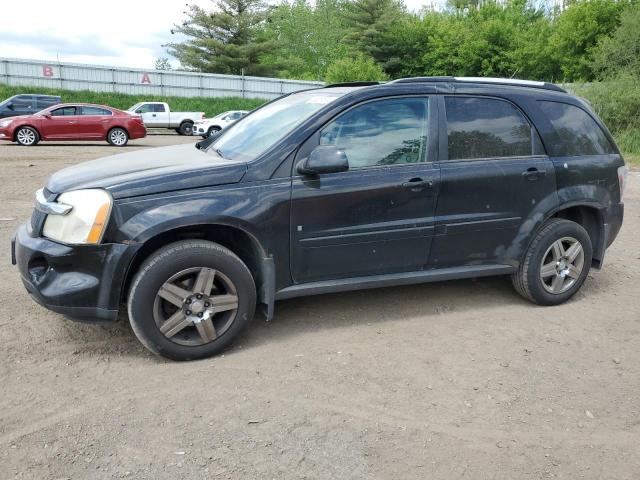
xmin=81 ymin=106 xmax=112 ymax=116
xmin=320 ymin=97 xmax=429 ymax=168
xmin=36 ymin=96 xmax=60 ymax=109
xmin=539 ymin=101 xmax=615 ymax=156
xmin=445 ymin=97 xmax=533 ymax=160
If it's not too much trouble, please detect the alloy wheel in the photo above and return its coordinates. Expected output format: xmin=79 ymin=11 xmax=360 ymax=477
xmin=17 ymin=128 xmax=36 ymax=145
xmin=540 ymin=236 xmax=585 ymax=294
xmin=153 ymin=267 xmax=239 ymax=346
xmin=110 ymin=130 xmax=127 ymax=146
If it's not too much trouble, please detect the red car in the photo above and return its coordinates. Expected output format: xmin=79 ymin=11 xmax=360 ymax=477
xmin=0 ymin=103 xmax=146 ymax=147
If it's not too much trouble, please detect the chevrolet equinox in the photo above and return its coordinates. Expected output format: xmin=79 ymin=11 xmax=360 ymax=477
xmin=12 ymin=77 xmax=627 ymax=360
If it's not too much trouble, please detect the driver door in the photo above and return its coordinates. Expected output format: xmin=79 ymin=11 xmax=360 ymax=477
xmin=290 ymin=97 xmax=440 ymax=284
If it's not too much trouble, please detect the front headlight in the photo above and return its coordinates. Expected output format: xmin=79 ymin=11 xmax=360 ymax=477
xmin=43 ymin=189 xmax=112 ymax=244
xmin=0 ymin=119 xmax=11 ymax=128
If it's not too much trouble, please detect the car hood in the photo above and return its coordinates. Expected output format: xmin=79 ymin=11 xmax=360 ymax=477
xmin=46 ymin=143 xmax=247 ymax=199
xmin=1 ymin=115 xmax=31 ymax=122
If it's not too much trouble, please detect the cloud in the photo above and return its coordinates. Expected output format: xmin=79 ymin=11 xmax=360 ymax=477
xmin=0 ymin=0 xmax=441 ymax=69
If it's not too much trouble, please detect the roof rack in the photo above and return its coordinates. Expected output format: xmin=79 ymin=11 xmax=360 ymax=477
xmin=323 ymin=81 xmax=380 ymax=88
xmin=392 ymin=76 xmax=566 ymax=93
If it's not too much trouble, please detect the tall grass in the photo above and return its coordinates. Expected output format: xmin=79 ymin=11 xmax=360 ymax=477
xmin=0 ymin=84 xmax=267 ymax=118
xmin=570 ymin=74 xmax=640 ymax=164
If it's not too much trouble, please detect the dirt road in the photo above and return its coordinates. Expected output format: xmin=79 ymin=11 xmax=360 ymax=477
xmin=1 ymin=134 xmax=638 ymax=479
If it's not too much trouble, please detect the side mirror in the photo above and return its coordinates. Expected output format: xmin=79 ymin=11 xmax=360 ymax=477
xmin=296 ymin=145 xmax=349 ymax=176
xmin=42 ymin=113 xmax=52 ymax=119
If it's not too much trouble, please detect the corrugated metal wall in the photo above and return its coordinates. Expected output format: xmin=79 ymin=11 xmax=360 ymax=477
xmin=0 ymin=57 xmax=324 ymax=100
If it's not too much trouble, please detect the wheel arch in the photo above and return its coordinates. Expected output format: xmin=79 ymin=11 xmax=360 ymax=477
xmin=549 ymin=203 xmax=605 ymax=268
xmin=107 ymin=125 xmax=129 ymax=137
xmin=13 ymin=124 xmax=41 ymax=141
xmin=121 ymin=223 xmax=274 ymax=316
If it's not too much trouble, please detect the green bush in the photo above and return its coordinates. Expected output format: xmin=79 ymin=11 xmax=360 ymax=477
xmin=0 ymin=84 xmax=266 ymax=118
xmin=570 ymin=73 xmax=640 ymax=160
xmin=325 ymin=55 xmax=389 ymax=84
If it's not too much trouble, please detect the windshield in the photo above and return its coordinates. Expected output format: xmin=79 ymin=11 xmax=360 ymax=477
xmin=209 ymin=91 xmax=344 ymax=162
xmin=127 ymin=103 xmax=143 ymax=112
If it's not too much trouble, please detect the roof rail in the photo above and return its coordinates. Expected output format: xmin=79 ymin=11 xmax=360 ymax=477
xmin=323 ymin=81 xmax=380 ymax=88
xmin=392 ymin=76 xmax=566 ymax=93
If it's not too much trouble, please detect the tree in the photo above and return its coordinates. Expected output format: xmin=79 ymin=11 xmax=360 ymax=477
xmin=592 ymin=2 xmax=640 ymax=79
xmin=325 ymin=54 xmax=389 ymax=83
xmin=261 ymin=0 xmax=350 ymax=80
xmin=166 ymin=0 xmax=277 ymax=76
xmin=342 ymin=0 xmax=407 ymax=76
xmin=549 ymin=0 xmax=626 ymax=81
xmin=154 ymin=57 xmax=172 ymax=70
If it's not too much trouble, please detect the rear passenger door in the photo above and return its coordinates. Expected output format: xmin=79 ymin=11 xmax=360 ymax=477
xmin=79 ymin=106 xmax=113 ymax=138
xmin=430 ymin=96 xmax=557 ymax=268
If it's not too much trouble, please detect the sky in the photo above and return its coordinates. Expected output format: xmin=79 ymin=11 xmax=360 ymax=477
xmin=0 ymin=0 xmax=443 ymax=69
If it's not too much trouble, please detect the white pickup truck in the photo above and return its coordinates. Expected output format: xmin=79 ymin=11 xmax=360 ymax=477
xmin=127 ymin=102 xmax=205 ymax=135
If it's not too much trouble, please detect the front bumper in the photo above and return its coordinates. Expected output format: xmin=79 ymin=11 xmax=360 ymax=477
xmin=0 ymin=127 xmax=11 ymax=140
xmin=192 ymin=125 xmax=207 ymax=135
xmin=12 ymin=223 xmax=134 ymax=322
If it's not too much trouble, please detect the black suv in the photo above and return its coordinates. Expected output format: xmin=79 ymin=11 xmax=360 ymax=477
xmin=0 ymin=94 xmax=61 ymax=118
xmin=12 ymin=77 xmax=626 ymax=360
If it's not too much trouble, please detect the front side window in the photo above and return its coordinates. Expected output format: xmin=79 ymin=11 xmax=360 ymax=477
xmin=320 ymin=98 xmax=428 ymax=168
xmin=135 ymin=104 xmax=154 ymax=114
xmin=445 ymin=97 xmax=532 ymax=160
xmin=153 ymin=104 xmax=166 ymax=113
xmin=539 ymin=101 xmax=615 ymax=156
xmin=50 ymin=106 xmax=78 ymax=116
xmin=9 ymin=95 xmax=34 ymax=112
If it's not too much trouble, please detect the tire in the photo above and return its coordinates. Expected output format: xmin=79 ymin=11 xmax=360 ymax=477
xmin=206 ymin=126 xmax=221 ymax=138
xmin=107 ymin=127 xmax=129 ymax=146
xmin=15 ymin=126 xmax=39 ymax=146
xmin=178 ymin=121 xmax=193 ymax=136
xmin=128 ymin=240 xmax=256 ymax=361
xmin=512 ymin=218 xmax=592 ymax=306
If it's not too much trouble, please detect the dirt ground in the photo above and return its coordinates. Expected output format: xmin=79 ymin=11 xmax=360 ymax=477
xmin=0 ymin=133 xmax=638 ymax=480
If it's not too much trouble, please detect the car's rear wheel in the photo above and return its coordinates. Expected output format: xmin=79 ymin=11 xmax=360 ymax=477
xmin=15 ymin=126 xmax=39 ymax=146
xmin=127 ymin=240 xmax=256 ymax=360
xmin=512 ymin=218 xmax=592 ymax=305
xmin=178 ymin=121 xmax=193 ymax=136
xmin=107 ymin=127 xmax=128 ymax=146
xmin=206 ymin=126 xmax=221 ymax=138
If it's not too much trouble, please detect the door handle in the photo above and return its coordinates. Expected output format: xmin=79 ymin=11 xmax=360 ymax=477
xmin=522 ymin=168 xmax=547 ymax=181
xmin=152 ymin=114 xmax=157 ymax=117
xmin=401 ymin=178 xmax=433 ymax=191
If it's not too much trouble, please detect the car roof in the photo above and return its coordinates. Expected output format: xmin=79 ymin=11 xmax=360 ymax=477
xmin=50 ymin=103 xmax=115 ymax=108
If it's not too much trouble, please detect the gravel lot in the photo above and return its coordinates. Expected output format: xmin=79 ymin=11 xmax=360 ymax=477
xmin=0 ymin=134 xmax=639 ymax=479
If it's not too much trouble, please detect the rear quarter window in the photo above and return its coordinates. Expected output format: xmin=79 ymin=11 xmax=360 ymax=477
xmin=539 ymin=101 xmax=615 ymax=156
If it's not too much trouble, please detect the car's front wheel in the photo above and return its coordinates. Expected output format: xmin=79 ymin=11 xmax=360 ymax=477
xmin=15 ymin=126 xmax=39 ymax=146
xmin=512 ymin=218 xmax=592 ymax=305
xmin=128 ymin=240 xmax=256 ymax=360
xmin=107 ymin=127 xmax=129 ymax=146
xmin=206 ymin=126 xmax=221 ymax=138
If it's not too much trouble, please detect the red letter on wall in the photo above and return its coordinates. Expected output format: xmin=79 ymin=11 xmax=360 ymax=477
xmin=140 ymin=73 xmax=152 ymax=84
xmin=42 ymin=65 xmax=54 ymax=77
